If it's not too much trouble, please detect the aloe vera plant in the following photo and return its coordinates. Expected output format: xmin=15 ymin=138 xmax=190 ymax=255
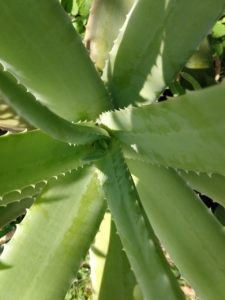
xmin=0 ymin=1 xmax=225 ymax=299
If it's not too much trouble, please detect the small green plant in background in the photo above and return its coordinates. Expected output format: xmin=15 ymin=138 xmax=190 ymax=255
xmin=65 ymin=260 xmax=92 ymax=300
xmin=0 ymin=1 xmax=225 ymax=300
xmin=61 ymin=0 xmax=92 ymax=35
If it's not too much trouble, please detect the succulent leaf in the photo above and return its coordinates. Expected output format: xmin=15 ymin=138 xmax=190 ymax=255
xmin=0 ymin=1 xmax=224 ymax=299
xmin=103 ymin=0 xmax=225 ymax=108
xmin=0 ymin=182 xmax=46 ymax=207
xmin=179 ymin=170 xmax=225 ymax=208
xmin=97 ymin=141 xmax=185 ymax=300
xmin=97 ymin=220 xmax=137 ymax=300
xmin=100 ymin=82 xmax=225 ymax=175
xmin=85 ymin=0 xmax=134 ymax=70
xmin=0 ymin=130 xmax=88 ymax=196
xmin=0 ymin=69 xmax=109 ymax=145
xmin=0 ymin=198 xmax=34 ymax=228
xmin=127 ymin=159 xmax=225 ymax=300
xmin=0 ymin=166 xmax=106 ymax=300
xmin=0 ymin=0 xmax=110 ymax=122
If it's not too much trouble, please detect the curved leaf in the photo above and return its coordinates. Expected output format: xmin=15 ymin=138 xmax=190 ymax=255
xmin=85 ymin=0 xmax=134 ymax=70
xmin=97 ymin=141 xmax=185 ymax=300
xmin=97 ymin=220 xmax=137 ymax=300
xmin=103 ymin=0 xmax=225 ymax=108
xmin=90 ymin=212 xmax=111 ymax=299
xmin=0 ymin=198 xmax=34 ymax=228
xmin=128 ymin=159 xmax=225 ymax=300
xmin=0 ymin=0 xmax=110 ymax=122
xmin=0 ymin=182 xmax=46 ymax=207
xmin=0 ymin=69 xmax=109 ymax=145
xmin=0 ymin=130 xmax=87 ymax=196
xmin=100 ymin=82 xmax=225 ymax=175
xmin=179 ymin=170 xmax=225 ymax=208
xmin=0 ymin=166 xmax=106 ymax=300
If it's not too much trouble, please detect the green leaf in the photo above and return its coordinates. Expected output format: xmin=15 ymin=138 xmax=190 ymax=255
xmin=212 ymin=17 xmax=225 ymax=38
xmin=180 ymin=72 xmax=202 ymax=90
xmin=90 ymin=213 xmax=140 ymax=300
xmin=0 ymin=69 xmax=109 ymax=145
xmin=84 ymin=0 xmax=134 ymax=70
xmin=71 ymin=2 xmax=79 ymax=15
xmin=179 ymin=170 xmax=225 ymax=208
xmin=100 ymin=82 xmax=225 ymax=175
xmin=185 ymin=37 xmax=212 ymax=70
xmin=0 ymin=0 xmax=110 ymax=122
xmin=0 ymin=198 xmax=34 ymax=228
xmin=90 ymin=212 xmax=138 ymax=300
xmin=103 ymin=0 xmax=225 ymax=108
xmin=76 ymin=0 xmax=92 ymax=16
xmin=0 ymin=182 xmax=45 ymax=207
xmin=0 ymin=130 xmax=87 ymax=196
xmin=0 ymin=166 xmax=106 ymax=300
xmin=97 ymin=141 xmax=185 ymax=300
xmin=98 ymin=220 xmax=137 ymax=300
xmin=61 ymin=0 xmax=74 ymax=13
xmin=90 ymin=212 xmax=111 ymax=298
xmin=127 ymin=159 xmax=225 ymax=300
